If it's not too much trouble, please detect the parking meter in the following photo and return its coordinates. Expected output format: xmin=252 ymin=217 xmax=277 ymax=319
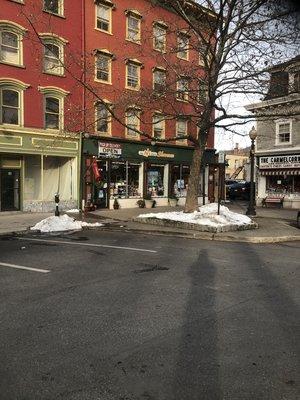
xmin=54 ymin=193 xmax=60 ymax=216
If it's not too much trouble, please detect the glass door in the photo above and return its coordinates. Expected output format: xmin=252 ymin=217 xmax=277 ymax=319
xmin=0 ymin=169 xmax=20 ymax=211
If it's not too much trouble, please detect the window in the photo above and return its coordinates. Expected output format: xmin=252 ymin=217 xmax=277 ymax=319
xmin=290 ymin=71 xmax=300 ymax=93
xmin=126 ymin=109 xmax=140 ymax=137
xmin=176 ymin=119 xmax=187 ymax=143
xmin=96 ymin=3 xmax=112 ymax=33
xmin=126 ymin=14 xmax=141 ymax=43
xmin=96 ymin=102 xmax=111 ymax=135
xmin=110 ymin=161 xmax=141 ymax=198
xmin=177 ymin=77 xmax=189 ymax=101
xmin=0 ymin=88 xmax=20 ymax=125
xmin=276 ymin=121 xmax=292 ymax=144
xmin=44 ymin=97 xmax=60 ymax=129
xmin=177 ymin=33 xmax=189 ymax=60
xmin=95 ymin=52 xmax=112 ymax=83
xmin=152 ymin=114 xmax=165 ymax=139
xmin=198 ymin=81 xmax=208 ymax=104
xmin=153 ymin=68 xmax=166 ymax=93
xmin=0 ymin=21 xmax=25 ymax=66
xmin=126 ymin=61 xmax=141 ymax=90
xmin=43 ymin=42 xmax=63 ymax=75
xmin=153 ymin=23 xmax=166 ymax=52
xmin=43 ymin=0 xmax=63 ymax=16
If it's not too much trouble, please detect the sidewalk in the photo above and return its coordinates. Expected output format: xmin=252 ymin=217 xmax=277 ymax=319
xmin=0 ymin=203 xmax=299 ymax=243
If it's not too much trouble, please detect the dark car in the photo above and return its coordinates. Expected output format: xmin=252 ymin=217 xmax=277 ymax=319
xmin=297 ymin=211 xmax=300 ymax=228
xmin=228 ymin=181 xmax=253 ymax=200
xmin=225 ymin=180 xmax=239 ymax=197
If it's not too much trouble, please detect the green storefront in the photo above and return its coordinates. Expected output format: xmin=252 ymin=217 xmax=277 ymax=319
xmin=83 ymin=138 xmax=215 ymax=209
xmin=0 ymin=129 xmax=80 ymax=212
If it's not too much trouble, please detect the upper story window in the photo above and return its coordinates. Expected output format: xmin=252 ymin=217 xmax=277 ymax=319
xmin=0 ymin=21 xmax=26 ymax=66
xmin=276 ymin=121 xmax=292 ymax=145
xmin=0 ymin=79 xmax=29 ymax=126
xmin=96 ymin=101 xmax=111 ymax=135
xmin=153 ymin=22 xmax=167 ymax=52
xmin=152 ymin=114 xmax=165 ymax=139
xmin=43 ymin=0 xmax=64 ymax=17
xmin=176 ymin=119 xmax=188 ymax=143
xmin=96 ymin=2 xmax=113 ymax=33
xmin=126 ymin=60 xmax=141 ymax=90
xmin=177 ymin=33 xmax=189 ymax=60
xmin=153 ymin=68 xmax=166 ymax=94
xmin=126 ymin=108 xmax=140 ymax=138
xmin=95 ymin=50 xmax=113 ymax=84
xmin=289 ymin=71 xmax=300 ymax=93
xmin=126 ymin=11 xmax=142 ymax=43
xmin=177 ymin=77 xmax=189 ymax=102
xmin=39 ymin=86 xmax=69 ymax=131
xmin=40 ymin=34 xmax=67 ymax=76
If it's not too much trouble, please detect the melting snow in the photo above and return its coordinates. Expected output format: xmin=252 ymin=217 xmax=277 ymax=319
xmin=30 ymin=214 xmax=103 ymax=232
xmin=138 ymin=203 xmax=252 ymax=227
xmin=66 ymin=209 xmax=80 ymax=213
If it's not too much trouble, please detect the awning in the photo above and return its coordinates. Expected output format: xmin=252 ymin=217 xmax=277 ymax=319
xmin=260 ymin=169 xmax=300 ymax=176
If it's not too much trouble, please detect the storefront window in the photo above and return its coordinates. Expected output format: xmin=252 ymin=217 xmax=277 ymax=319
xmin=24 ymin=155 xmax=42 ymax=200
xmin=43 ymin=156 xmax=75 ymax=200
xmin=110 ymin=161 xmax=141 ymax=198
xmin=170 ymin=164 xmax=190 ymax=197
xmin=266 ymin=175 xmax=293 ymax=194
xmin=147 ymin=164 xmax=164 ymax=197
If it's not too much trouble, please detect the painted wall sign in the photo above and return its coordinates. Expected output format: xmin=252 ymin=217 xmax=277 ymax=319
xmin=138 ymin=148 xmax=175 ymax=159
xmin=98 ymin=142 xmax=122 ymax=158
xmin=259 ymin=154 xmax=300 ymax=169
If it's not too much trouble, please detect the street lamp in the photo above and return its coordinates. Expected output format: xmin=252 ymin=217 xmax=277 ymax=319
xmin=246 ymin=126 xmax=257 ymax=216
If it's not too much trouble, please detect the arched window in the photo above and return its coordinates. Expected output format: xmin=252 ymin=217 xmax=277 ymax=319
xmin=0 ymin=88 xmax=20 ymax=125
xmin=39 ymin=86 xmax=69 ymax=131
xmin=40 ymin=34 xmax=67 ymax=76
xmin=0 ymin=21 xmax=26 ymax=66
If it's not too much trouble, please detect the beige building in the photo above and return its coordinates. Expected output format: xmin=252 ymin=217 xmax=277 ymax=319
xmin=225 ymin=144 xmax=250 ymax=180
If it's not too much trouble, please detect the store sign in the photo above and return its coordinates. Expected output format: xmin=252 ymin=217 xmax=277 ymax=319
xmin=259 ymin=154 xmax=300 ymax=169
xmin=138 ymin=148 xmax=175 ymax=159
xmin=99 ymin=142 xmax=122 ymax=158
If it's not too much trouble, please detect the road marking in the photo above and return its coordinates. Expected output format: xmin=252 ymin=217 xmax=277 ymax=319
xmin=17 ymin=237 xmax=157 ymax=253
xmin=0 ymin=262 xmax=50 ymax=274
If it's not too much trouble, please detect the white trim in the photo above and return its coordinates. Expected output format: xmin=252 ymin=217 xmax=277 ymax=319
xmin=275 ymin=119 xmax=292 ymax=146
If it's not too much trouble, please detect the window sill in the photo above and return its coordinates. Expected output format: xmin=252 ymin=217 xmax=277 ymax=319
xmin=125 ymin=38 xmax=141 ymax=45
xmin=126 ymin=134 xmax=140 ymax=140
xmin=176 ymin=97 xmax=189 ymax=103
xmin=96 ymin=132 xmax=112 ymax=136
xmin=43 ymin=71 xmax=65 ymax=77
xmin=153 ymin=47 xmax=166 ymax=54
xmin=125 ymin=85 xmax=140 ymax=91
xmin=44 ymin=127 xmax=62 ymax=132
xmin=0 ymin=122 xmax=21 ymax=127
xmin=94 ymin=78 xmax=112 ymax=85
xmin=43 ymin=9 xmax=66 ymax=19
xmin=9 ymin=0 xmax=25 ymax=5
xmin=275 ymin=141 xmax=292 ymax=146
xmin=95 ymin=27 xmax=113 ymax=35
xmin=0 ymin=61 xmax=25 ymax=69
xmin=177 ymin=55 xmax=189 ymax=62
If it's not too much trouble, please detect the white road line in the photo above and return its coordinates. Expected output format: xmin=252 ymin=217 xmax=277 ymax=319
xmin=17 ymin=237 xmax=157 ymax=253
xmin=0 ymin=262 xmax=50 ymax=274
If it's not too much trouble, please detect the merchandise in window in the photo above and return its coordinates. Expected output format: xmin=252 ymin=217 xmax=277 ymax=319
xmin=1 ymin=89 xmax=19 ymax=125
xmin=110 ymin=162 xmax=141 ymax=198
xmin=147 ymin=165 xmax=165 ymax=197
xmin=170 ymin=164 xmax=190 ymax=197
xmin=0 ymin=30 xmax=19 ymax=65
xmin=45 ymin=97 xmax=60 ymax=129
xmin=266 ymin=175 xmax=293 ymax=194
xmin=96 ymin=4 xmax=111 ymax=32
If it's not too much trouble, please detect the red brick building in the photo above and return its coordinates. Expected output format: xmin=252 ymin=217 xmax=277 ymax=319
xmin=82 ymin=0 xmax=216 ymax=209
xmin=0 ymin=0 xmax=82 ymax=212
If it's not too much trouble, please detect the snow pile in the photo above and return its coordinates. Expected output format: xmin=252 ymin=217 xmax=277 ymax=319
xmin=138 ymin=203 xmax=252 ymax=228
xmin=66 ymin=209 xmax=80 ymax=214
xmin=30 ymin=214 xmax=103 ymax=232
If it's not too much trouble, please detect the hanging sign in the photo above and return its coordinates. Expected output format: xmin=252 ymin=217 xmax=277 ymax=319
xmin=99 ymin=142 xmax=122 ymax=158
xmin=259 ymin=154 xmax=300 ymax=169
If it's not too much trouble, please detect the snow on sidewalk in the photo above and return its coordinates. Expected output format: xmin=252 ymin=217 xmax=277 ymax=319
xmin=30 ymin=214 xmax=103 ymax=233
xmin=138 ymin=203 xmax=253 ymax=229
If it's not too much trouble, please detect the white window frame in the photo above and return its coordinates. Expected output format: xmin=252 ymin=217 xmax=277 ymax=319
xmin=95 ymin=101 xmax=112 ymax=135
xmin=0 ymin=22 xmax=26 ymax=67
xmin=152 ymin=113 xmax=165 ymax=139
xmin=0 ymin=79 xmax=29 ymax=126
xmin=153 ymin=68 xmax=166 ymax=93
xmin=153 ymin=23 xmax=167 ymax=52
xmin=39 ymin=86 xmax=69 ymax=131
xmin=126 ymin=61 xmax=141 ymax=90
xmin=177 ymin=77 xmax=189 ymax=102
xmin=126 ymin=13 xmax=141 ymax=44
xmin=95 ymin=2 xmax=113 ymax=34
xmin=126 ymin=108 xmax=140 ymax=138
xmin=177 ymin=33 xmax=189 ymax=61
xmin=0 ymin=87 xmax=21 ymax=126
xmin=95 ymin=51 xmax=112 ymax=84
xmin=43 ymin=0 xmax=64 ymax=17
xmin=176 ymin=119 xmax=188 ymax=144
xmin=43 ymin=40 xmax=64 ymax=76
xmin=275 ymin=120 xmax=292 ymax=145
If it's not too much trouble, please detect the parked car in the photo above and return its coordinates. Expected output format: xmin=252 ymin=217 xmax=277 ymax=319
xmin=297 ymin=211 xmax=300 ymax=228
xmin=225 ymin=179 xmax=239 ymax=197
xmin=228 ymin=181 xmax=253 ymax=200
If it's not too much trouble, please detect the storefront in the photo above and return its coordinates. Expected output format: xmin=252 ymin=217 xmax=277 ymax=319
xmin=0 ymin=130 xmax=80 ymax=212
xmin=82 ymin=138 xmax=216 ymax=209
xmin=256 ymin=153 xmax=300 ymax=209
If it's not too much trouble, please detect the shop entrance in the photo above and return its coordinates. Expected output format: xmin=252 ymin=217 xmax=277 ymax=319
xmin=0 ymin=169 xmax=20 ymax=211
xmin=94 ymin=161 xmax=109 ymax=208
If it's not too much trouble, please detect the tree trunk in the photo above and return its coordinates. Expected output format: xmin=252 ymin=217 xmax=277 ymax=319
xmin=184 ymin=145 xmax=203 ymax=213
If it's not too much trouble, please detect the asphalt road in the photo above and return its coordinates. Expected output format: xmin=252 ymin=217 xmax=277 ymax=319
xmin=0 ymin=230 xmax=299 ymax=400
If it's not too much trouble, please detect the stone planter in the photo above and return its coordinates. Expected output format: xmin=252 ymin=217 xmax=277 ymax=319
xmin=169 ymin=198 xmax=178 ymax=207
xmin=145 ymin=199 xmax=154 ymax=209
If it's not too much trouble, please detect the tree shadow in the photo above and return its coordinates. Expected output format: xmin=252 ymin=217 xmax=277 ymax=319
xmin=172 ymin=250 xmax=221 ymax=400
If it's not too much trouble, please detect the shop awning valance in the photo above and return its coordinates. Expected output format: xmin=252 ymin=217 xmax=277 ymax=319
xmin=260 ymin=169 xmax=300 ymax=176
